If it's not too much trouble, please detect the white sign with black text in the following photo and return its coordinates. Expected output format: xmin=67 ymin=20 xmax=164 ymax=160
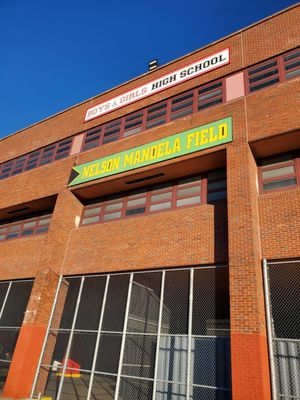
xmin=84 ymin=48 xmax=230 ymax=122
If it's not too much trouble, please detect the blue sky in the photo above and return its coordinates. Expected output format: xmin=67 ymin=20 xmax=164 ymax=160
xmin=0 ymin=0 xmax=297 ymax=139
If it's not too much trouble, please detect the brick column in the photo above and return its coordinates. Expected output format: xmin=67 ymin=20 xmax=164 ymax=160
xmin=3 ymin=189 xmax=83 ymax=398
xmin=227 ymin=141 xmax=271 ymax=399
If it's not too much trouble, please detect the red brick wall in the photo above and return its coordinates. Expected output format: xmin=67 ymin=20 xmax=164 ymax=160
xmin=0 ymin=235 xmax=46 ymax=280
xmin=0 ymin=6 xmax=299 ymax=400
xmin=259 ymin=188 xmax=300 ymax=259
xmin=62 ymin=202 xmax=228 ymax=276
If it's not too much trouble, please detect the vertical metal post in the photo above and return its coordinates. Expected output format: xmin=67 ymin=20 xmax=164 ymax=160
xmin=0 ymin=281 xmax=12 ymax=321
xmin=186 ymin=268 xmax=194 ymax=399
xmin=152 ymin=270 xmax=165 ymax=400
xmin=56 ymin=276 xmax=85 ymax=400
xmin=87 ymin=275 xmax=110 ymax=400
xmin=30 ymin=275 xmax=63 ymax=399
xmin=262 ymin=259 xmax=278 ymax=400
xmin=114 ymin=273 xmax=134 ymax=400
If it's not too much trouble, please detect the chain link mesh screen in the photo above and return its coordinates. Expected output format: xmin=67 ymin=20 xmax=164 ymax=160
xmin=33 ymin=267 xmax=231 ymax=399
xmin=267 ymin=261 xmax=300 ymax=400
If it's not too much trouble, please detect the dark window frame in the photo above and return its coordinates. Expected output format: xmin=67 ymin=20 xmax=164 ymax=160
xmin=245 ymin=47 xmax=300 ymax=94
xmin=0 ymin=138 xmax=73 ymax=181
xmin=0 ymin=214 xmax=52 ymax=242
xmin=80 ymin=170 xmax=226 ymax=227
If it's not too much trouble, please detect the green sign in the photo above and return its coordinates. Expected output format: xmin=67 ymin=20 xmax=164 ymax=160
xmin=68 ymin=116 xmax=232 ymax=187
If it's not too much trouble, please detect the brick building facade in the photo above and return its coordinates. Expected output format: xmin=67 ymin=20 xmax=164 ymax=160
xmin=0 ymin=5 xmax=299 ymax=400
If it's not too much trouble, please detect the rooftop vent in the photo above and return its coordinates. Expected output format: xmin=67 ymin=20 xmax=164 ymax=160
xmin=148 ymin=59 xmax=159 ymax=71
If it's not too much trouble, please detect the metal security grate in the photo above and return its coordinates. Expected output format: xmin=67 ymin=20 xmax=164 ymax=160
xmin=31 ymin=266 xmax=231 ymax=399
xmin=264 ymin=260 xmax=300 ymax=400
xmin=0 ymin=280 xmax=33 ymax=392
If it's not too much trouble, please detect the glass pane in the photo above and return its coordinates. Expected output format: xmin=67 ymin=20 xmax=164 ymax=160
xmin=95 ymin=333 xmax=122 ymax=374
xmin=123 ymin=127 xmax=142 ymax=137
xmin=249 ymin=60 xmax=277 ymax=75
xmin=176 ymin=196 xmax=201 ymax=207
xmin=119 ymin=377 xmax=153 ymax=400
xmin=128 ymin=272 xmax=162 ymax=333
xmin=91 ymin=373 xmax=116 ymax=399
xmin=36 ymin=226 xmax=49 ymax=234
xmin=59 ymin=278 xmax=81 ymax=329
xmin=193 ymin=268 xmax=230 ymax=336
xmin=0 ymin=281 xmax=33 ymax=327
xmin=102 ymin=274 xmax=130 ymax=332
xmin=105 ymin=202 xmax=123 ymax=211
xmin=8 ymin=224 xmax=21 ymax=233
xmin=23 ymin=221 xmax=35 ymax=228
xmin=263 ymin=178 xmax=297 ymax=191
xmin=156 ymin=381 xmax=186 ymax=400
xmin=125 ymin=208 xmax=145 ymax=216
xmin=151 ymin=192 xmax=172 ymax=202
xmin=177 ymin=186 xmax=201 ymax=197
xmin=69 ymin=332 xmax=97 ymax=371
xmin=249 ymin=69 xmax=278 ymax=84
xmin=149 ymin=202 xmax=172 ymax=212
xmin=127 ymin=198 xmax=146 ymax=207
xmin=171 ymin=108 xmax=193 ymax=120
xmin=39 ymin=217 xmax=51 ymax=226
xmin=83 ymin=207 xmax=101 ymax=216
xmin=249 ymin=77 xmax=279 ymax=91
xmin=75 ymin=276 xmax=106 ymax=330
xmin=285 ymin=69 xmax=300 ymax=79
xmin=199 ymin=89 xmax=222 ymax=102
xmin=81 ymin=216 xmax=100 ymax=225
xmin=7 ymin=233 xmax=19 ymax=239
xmin=262 ymin=165 xmax=295 ymax=179
xmin=21 ymin=229 xmax=34 ymax=236
xmin=156 ymin=335 xmax=188 ymax=383
xmin=191 ymin=337 xmax=231 ymax=388
xmin=103 ymin=212 xmax=122 ymax=221
xmin=162 ymin=270 xmax=189 ymax=334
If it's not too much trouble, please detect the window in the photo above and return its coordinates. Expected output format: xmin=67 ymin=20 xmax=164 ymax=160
xmin=0 ymin=138 xmax=73 ymax=180
xmin=284 ymin=48 xmax=300 ymax=80
xmin=258 ymin=153 xmax=300 ymax=193
xmin=33 ymin=267 xmax=231 ymax=399
xmin=81 ymin=170 xmax=227 ymax=226
xmin=81 ymin=79 xmax=224 ymax=150
xmin=0 ymin=214 xmax=52 ymax=242
xmin=246 ymin=47 xmax=300 ymax=93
